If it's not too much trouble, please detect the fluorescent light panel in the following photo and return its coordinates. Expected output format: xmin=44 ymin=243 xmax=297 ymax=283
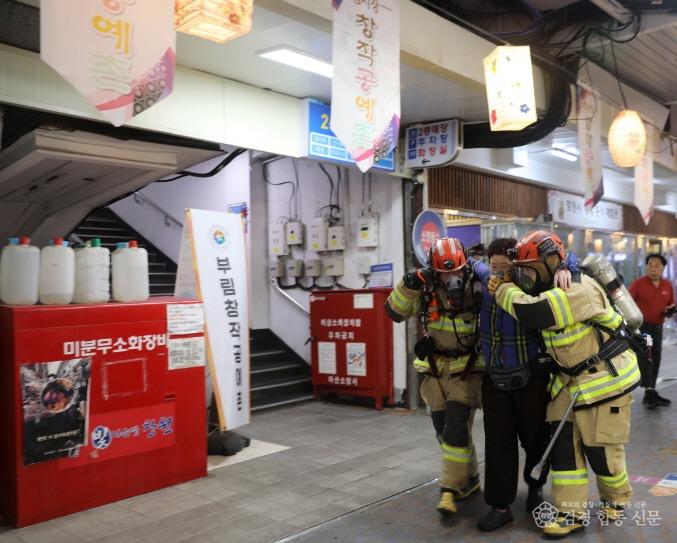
xmin=257 ymin=47 xmax=333 ymax=78
xmin=550 ymin=148 xmax=578 ymax=162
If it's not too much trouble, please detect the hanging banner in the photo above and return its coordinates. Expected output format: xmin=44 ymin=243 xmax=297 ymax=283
xmin=548 ymin=190 xmax=623 ymax=231
xmin=634 ymin=124 xmax=654 ymax=226
xmin=577 ymin=85 xmax=603 ymax=209
xmin=330 ymin=0 xmax=400 ymax=172
xmin=174 ymin=210 xmax=249 ymax=430
xmin=40 ymin=0 xmax=176 ymax=127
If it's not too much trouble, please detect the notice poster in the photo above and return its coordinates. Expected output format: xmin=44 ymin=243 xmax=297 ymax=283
xmin=20 ymin=358 xmax=91 ymax=465
xmin=346 ymin=342 xmax=367 ymax=377
xmin=318 ymin=342 xmax=337 ymax=374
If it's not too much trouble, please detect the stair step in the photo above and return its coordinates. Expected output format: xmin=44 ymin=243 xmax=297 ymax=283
xmin=251 ymin=349 xmax=286 ymax=359
xmin=76 ymin=233 xmax=137 ymax=241
xmin=76 ymin=225 xmax=133 ymax=235
xmin=251 ymin=362 xmax=300 ymax=375
xmin=251 ymin=376 xmax=312 ymax=392
xmin=251 ymin=394 xmax=314 ymax=412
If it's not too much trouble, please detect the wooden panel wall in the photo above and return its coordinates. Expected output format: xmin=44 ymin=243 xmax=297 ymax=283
xmin=428 ymin=166 xmax=547 ymax=218
xmin=623 ymin=207 xmax=677 ymax=238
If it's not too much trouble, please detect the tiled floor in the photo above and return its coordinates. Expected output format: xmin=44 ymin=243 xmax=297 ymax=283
xmin=1 ymin=346 xmax=675 ymax=543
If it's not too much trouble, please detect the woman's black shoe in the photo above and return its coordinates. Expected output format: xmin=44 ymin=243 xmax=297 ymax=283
xmin=478 ymin=507 xmax=514 ymax=532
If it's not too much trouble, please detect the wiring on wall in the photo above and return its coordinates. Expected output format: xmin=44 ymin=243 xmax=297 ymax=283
xmin=263 ymin=162 xmax=296 ymax=222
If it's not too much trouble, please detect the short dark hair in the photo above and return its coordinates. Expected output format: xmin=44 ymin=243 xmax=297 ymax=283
xmin=487 ymin=238 xmax=517 ymax=259
xmin=646 ymin=253 xmax=667 ymax=266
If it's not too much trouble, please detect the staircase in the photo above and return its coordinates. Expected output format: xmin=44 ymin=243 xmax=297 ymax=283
xmin=250 ymin=329 xmax=313 ymax=411
xmin=69 ymin=207 xmax=177 ymax=296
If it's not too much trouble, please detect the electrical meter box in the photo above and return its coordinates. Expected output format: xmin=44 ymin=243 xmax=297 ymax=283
xmin=357 ymin=217 xmax=379 ymax=248
xmin=269 ymin=261 xmax=285 ymax=278
xmin=327 ymin=226 xmax=346 ymax=251
xmin=357 ymin=254 xmax=377 ymax=275
xmin=285 ymin=222 xmax=304 ymax=246
xmin=285 ymin=259 xmax=304 ymax=278
xmin=305 ymin=259 xmax=323 ymax=277
xmin=324 ymin=257 xmax=344 ymax=277
xmin=308 ymin=219 xmax=328 ymax=252
xmin=268 ymin=224 xmax=288 ymax=256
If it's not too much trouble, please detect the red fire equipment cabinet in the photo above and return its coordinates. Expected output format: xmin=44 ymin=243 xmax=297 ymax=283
xmin=310 ymin=289 xmax=393 ymax=409
xmin=0 ymin=297 xmax=207 ymax=527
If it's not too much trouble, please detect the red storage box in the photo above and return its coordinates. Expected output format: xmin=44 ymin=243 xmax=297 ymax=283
xmin=310 ymin=289 xmax=393 ymax=409
xmin=0 ymin=297 xmax=206 ymax=527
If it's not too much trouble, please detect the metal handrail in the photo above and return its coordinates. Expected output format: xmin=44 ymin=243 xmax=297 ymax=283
xmin=270 ymin=280 xmax=310 ymax=315
xmin=132 ymin=191 xmax=183 ymax=228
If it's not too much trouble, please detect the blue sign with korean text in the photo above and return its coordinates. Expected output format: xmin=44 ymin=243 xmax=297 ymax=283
xmin=305 ymin=101 xmax=395 ymax=171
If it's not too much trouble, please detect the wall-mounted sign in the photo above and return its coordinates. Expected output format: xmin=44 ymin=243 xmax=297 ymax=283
xmin=330 ymin=0 xmax=400 ymax=172
xmin=301 ymin=100 xmax=395 ymax=171
xmin=405 ymin=120 xmax=462 ymax=169
xmin=548 ymin=190 xmax=623 ymax=231
xmin=412 ymin=210 xmax=446 ymax=266
xmin=40 ymin=0 xmax=176 ymax=127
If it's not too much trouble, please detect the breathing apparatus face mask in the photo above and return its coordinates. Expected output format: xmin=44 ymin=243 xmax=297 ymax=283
xmin=512 ymin=257 xmax=559 ymax=295
xmin=438 ymin=270 xmax=467 ymax=309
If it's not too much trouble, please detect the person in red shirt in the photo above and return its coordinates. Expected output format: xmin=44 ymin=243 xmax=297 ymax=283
xmin=628 ymin=254 xmax=676 ymax=409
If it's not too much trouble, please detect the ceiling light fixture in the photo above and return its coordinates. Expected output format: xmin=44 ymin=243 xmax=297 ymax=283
xmin=257 ymin=47 xmax=333 ymax=78
xmin=175 ymin=0 xmax=253 ymax=44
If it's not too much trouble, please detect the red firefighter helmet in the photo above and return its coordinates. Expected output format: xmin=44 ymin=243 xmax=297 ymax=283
xmin=512 ymin=230 xmax=566 ymax=264
xmin=430 ymin=237 xmax=468 ymax=272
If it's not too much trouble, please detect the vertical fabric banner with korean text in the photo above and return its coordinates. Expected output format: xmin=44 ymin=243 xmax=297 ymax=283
xmin=174 ymin=210 xmax=250 ymax=430
xmin=634 ymin=124 xmax=654 ymax=226
xmin=577 ymin=85 xmax=603 ymax=210
xmin=41 ymin=0 xmax=175 ymax=127
xmin=331 ymin=0 xmax=400 ymax=172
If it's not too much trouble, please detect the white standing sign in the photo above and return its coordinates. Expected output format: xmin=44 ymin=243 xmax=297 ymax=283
xmin=577 ymin=85 xmax=603 ymax=209
xmin=634 ymin=125 xmax=654 ymax=226
xmin=174 ymin=209 xmax=249 ymax=430
xmin=548 ymin=190 xmax=623 ymax=231
xmin=331 ymin=0 xmax=400 ymax=172
xmin=40 ymin=0 xmax=176 ymax=127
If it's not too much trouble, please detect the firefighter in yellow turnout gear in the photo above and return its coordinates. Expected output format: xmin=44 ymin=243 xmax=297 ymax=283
xmin=386 ymin=238 xmax=487 ymax=515
xmin=489 ymin=231 xmax=641 ymax=539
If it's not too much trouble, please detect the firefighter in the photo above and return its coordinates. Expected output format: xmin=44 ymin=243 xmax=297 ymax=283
xmin=385 ymin=237 xmax=487 ymax=516
xmin=488 ymin=231 xmax=641 ymax=538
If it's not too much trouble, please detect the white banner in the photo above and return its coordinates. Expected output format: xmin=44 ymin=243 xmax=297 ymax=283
xmin=174 ymin=210 xmax=249 ymax=430
xmin=41 ymin=0 xmax=175 ymax=127
xmin=330 ymin=0 xmax=400 ymax=172
xmin=634 ymin=124 xmax=654 ymax=225
xmin=548 ymin=190 xmax=623 ymax=231
xmin=577 ymin=85 xmax=603 ymax=209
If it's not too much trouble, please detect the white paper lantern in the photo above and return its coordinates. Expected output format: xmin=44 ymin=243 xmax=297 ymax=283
xmin=608 ymin=110 xmax=646 ymax=168
xmin=483 ymin=46 xmax=537 ymax=131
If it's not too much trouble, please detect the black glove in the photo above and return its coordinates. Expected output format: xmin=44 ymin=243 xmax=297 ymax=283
xmin=663 ymin=306 xmax=676 ymax=318
xmin=414 ymin=336 xmax=437 ymax=362
xmin=403 ymin=268 xmax=434 ymax=290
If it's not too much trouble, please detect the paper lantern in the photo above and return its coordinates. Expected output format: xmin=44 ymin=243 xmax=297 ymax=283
xmin=483 ymin=45 xmax=537 ymax=131
xmin=608 ymin=109 xmax=646 ymax=168
xmin=175 ymin=0 xmax=253 ymax=44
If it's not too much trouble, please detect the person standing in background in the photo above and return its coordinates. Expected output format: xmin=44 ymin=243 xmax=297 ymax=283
xmin=628 ymin=254 xmax=676 ymax=409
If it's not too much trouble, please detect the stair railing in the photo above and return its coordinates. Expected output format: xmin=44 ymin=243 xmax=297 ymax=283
xmin=132 ymin=191 xmax=183 ymax=228
xmin=270 ymin=280 xmax=309 ymax=314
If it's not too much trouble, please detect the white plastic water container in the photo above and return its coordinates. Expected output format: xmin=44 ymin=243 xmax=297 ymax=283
xmin=112 ymin=240 xmax=149 ymax=302
xmin=0 ymin=237 xmax=40 ymax=305
xmin=39 ymin=238 xmax=75 ymax=305
xmin=73 ymin=239 xmax=110 ymax=304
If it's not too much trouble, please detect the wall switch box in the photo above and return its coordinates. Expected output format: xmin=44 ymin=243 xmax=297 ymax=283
xmin=269 ymin=261 xmax=285 ymax=278
xmin=268 ymin=224 xmax=288 ymax=256
xmin=357 ymin=217 xmax=379 ymax=248
xmin=327 ymin=226 xmax=346 ymax=251
xmin=308 ymin=219 xmax=327 ymax=251
xmin=285 ymin=259 xmax=304 ymax=278
xmin=324 ymin=257 xmax=344 ymax=277
xmin=357 ymin=254 xmax=377 ymax=275
xmin=304 ymin=259 xmax=323 ymax=277
xmin=285 ymin=221 xmax=304 ymax=245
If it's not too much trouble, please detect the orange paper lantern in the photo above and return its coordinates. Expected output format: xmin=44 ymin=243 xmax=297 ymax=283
xmin=608 ymin=109 xmax=646 ymax=168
